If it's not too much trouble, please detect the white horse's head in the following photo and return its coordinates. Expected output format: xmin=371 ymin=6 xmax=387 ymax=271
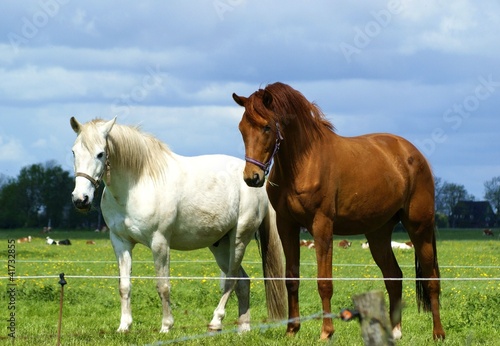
xmin=70 ymin=116 xmax=116 ymax=212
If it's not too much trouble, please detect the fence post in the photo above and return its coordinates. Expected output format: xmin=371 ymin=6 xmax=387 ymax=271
xmin=352 ymin=290 xmax=394 ymax=346
xmin=57 ymin=273 xmax=67 ymax=346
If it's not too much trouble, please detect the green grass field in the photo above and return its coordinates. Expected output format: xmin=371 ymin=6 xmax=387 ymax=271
xmin=1 ymin=228 xmax=499 ymax=345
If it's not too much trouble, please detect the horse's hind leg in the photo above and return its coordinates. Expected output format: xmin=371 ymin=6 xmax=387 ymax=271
xmin=216 ymin=266 xmax=250 ymax=332
xmin=209 ymin=233 xmax=252 ymax=333
xmin=365 ymin=224 xmax=403 ymax=340
xmin=232 ymin=266 xmax=251 ymax=332
xmin=402 ymin=215 xmax=445 ymax=340
xmin=110 ymin=233 xmax=135 ymax=332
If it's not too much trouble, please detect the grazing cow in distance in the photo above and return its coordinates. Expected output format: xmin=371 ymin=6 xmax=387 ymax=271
xmin=301 ymin=239 xmax=352 ymax=249
xmin=46 ymin=237 xmax=72 ymax=245
xmin=58 ymin=239 xmax=72 ymax=245
xmin=338 ymin=240 xmax=352 ymax=249
xmin=483 ymin=229 xmax=494 ymax=236
xmin=300 ymin=239 xmax=315 ymax=249
xmin=17 ymin=236 xmax=32 ymax=243
xmin=392 ymin=241 xmax=413 ymax=250
xmin=362 ymin=241 xmax=413 ymax=250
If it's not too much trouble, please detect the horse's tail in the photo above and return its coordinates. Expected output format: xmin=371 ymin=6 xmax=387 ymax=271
xmin=415 ymin=230 xmax=441 ymax=312
xmin=258 ymin=203 xmax=287 ymax=321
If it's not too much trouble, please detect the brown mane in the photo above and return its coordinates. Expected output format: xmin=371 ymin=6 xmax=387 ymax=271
xmin=246 ymin=83 xmax=336 ymax=175
xmin=262 ymin=82 xmax=335 ymax=138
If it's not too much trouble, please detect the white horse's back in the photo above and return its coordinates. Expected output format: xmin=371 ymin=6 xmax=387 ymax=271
xmin=166 ymin=153 xmax=268 ymax=250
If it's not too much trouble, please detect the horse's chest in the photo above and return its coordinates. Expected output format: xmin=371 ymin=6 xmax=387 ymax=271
xmin=269 ymin=188 xmax=315 ymax=225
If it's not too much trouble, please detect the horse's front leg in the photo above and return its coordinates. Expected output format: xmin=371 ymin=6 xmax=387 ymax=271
xmin=312 ymin=215 xmax=334 ymax=340
xmin=111 ymin=233 xmax=135 ymax=332
xmin=151 ymin=233 xmax=174 ymax=333
xmin=276 ymin=217 xmax=301 ymax=336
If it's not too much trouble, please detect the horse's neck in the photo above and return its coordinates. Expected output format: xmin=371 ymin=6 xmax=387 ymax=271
xmin=274 ymin=126 xmax=336 ymax=181
xmin=105 ymin=151 xmax=177 ymax=195
xmin=103 ymin=164 xmax=134 ymax=201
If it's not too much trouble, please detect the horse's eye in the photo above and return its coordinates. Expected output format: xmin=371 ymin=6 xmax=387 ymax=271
xmin=97 ymin=152 xmax=105 ymax=159
xmin=263 ymin=125 xmax=271 ymax=133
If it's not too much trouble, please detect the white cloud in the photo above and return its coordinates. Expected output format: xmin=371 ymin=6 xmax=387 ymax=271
xmin=72 ymin=8 xmax=98 ymax=35
xmin=398 ymin=1 xmax=500 ymax=55
xmin=0 ymin=135 xmax=27 ymax=162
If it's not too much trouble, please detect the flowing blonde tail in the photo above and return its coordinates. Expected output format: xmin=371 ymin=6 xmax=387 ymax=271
xmin=258 ymin=203 xmax=287 ymax=321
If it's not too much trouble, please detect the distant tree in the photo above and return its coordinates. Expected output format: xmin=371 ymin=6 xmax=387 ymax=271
xmin=0 ymin=178 xmax=25 ymax=228
xmin=434 ymin=177 xmax=449 ymax=227
xmin=39 ymin=163 xmax=74 ymax=228
xmin=0 ymin=161 xmax=99 ymax=229
xmin=0 ymin=173 xmax=9 ymax=187
xmin=434 ymin=177 xmax=445 ymax=213
xmin=484 ymin=176 xmax=500 ymax=221
xmin=16 ymin=164 xmax=45 ymax=227
xmin=439 ymin=182 xmax=473 ymax=221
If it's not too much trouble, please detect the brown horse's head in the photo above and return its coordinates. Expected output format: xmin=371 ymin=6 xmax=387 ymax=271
xmin=233 ymin=88 xmax=282 ymax=187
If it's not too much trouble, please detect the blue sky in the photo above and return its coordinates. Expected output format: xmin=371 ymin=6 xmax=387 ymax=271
xmin=0 ymin=1 xmax=499 ymax=199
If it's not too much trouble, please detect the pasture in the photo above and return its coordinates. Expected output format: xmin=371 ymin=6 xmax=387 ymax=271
xmin=1 ymin=228 xmax=499 ymax=345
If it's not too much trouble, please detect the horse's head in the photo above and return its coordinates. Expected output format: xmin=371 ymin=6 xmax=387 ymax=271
xmin=70 ymin=116 xmax=116 ymax=212
xmin=233 ymin=89 xmax=282 ymax=188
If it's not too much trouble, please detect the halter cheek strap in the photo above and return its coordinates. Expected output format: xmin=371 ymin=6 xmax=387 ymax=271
xmin=245 ymin=122 xmax=283 ymax=175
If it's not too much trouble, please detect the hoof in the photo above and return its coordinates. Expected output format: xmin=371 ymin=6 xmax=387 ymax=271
xmin=319 ymin=332 xmax=333 ymax=340
xmin=392 ymin=325 xmax=402 ymax=340
xmin=238 ymin=323 xmax=251 ymax=334
xmin=207 ymin=325 xmax=222 ymax=333
xmin=159 ymin=325 xmax=172 ymax=333
xmin=433 ymin=331 xmax=446 ymax=341
xmin=116 ymin=322 xmax=131 ymax=333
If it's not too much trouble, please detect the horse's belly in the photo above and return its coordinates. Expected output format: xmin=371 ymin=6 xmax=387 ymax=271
xmin=169 ymin=226 xmax=230 ymax=250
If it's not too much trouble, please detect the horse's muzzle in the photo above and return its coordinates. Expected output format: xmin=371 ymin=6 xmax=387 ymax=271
xmin=72 ymin=195 xmax=92 ymax=213
xmin=244 ymin=172 xmax=265 ymax=188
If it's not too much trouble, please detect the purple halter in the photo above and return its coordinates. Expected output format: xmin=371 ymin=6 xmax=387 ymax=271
xmin=245 ymin=122 xmax=284 ymax=175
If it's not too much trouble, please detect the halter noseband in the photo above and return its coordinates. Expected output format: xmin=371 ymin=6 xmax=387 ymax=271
xmin=75 ymin=172 xmax=101 ymax=189
xmin=75 ymin=153 xmax=111 ymax=189
xmin=245 ymin=122 xmax=283 ymax=175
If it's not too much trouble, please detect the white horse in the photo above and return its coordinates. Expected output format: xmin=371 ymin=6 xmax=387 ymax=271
xmin=70 ymin=116 xmax=286 ymax=333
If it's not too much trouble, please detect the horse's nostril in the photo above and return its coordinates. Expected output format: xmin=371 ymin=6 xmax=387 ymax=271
xmin=72 ymin=193 xmax=92 ymax=212
xmin=252 ymin=173 xmax=260 ymax=184
xmin=244 ymin=173 xmax=263 ymax=187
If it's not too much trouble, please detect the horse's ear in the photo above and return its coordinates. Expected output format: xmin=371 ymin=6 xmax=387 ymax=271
xmin=70 ymin=117 xmax=81 ymax=134
xmin=100 ymin=116 xmax=117 ymax=137
xmin=262 ymin=90 xmax=273 ymax=109
xmin=232 ymin=93 xmax=246 ymax=107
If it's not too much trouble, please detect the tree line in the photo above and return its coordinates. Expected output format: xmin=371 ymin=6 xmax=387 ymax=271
xmin=435 ymin=177 xmax=500 ymax=228
xmin=0 ymin=161 xmax=499 ymax=230
xmin=0 ymin=161 xmax=103 ymax=230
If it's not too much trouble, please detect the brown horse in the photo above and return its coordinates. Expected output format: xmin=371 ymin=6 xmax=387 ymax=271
xmin=233 ymin=82 xmax=445 ymax=341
